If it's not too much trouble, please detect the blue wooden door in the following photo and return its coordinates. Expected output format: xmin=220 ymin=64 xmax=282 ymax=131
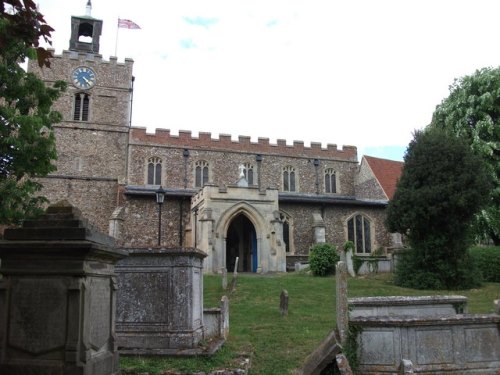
xmin=251 ymin=230 xmax=257 ymax=272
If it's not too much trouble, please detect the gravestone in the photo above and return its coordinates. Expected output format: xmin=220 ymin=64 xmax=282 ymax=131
xmin=336 ymin=261 xmax=348 ymax=345
xmin=0 ymin=202 xmax=126 ymax=375
xmin=280 ymin=289 xmax=289 ymax=316
xmin=222 ymin=268 xmax=228 ymax=290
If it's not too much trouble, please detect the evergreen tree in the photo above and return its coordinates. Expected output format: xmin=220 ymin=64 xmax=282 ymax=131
xmin=386 ymin=128 xmax=491 ymax=289
xmin=430 ymin=67 xmax=500 ymax=244
xmin=0 ymin=0 xmax=66 ymax=225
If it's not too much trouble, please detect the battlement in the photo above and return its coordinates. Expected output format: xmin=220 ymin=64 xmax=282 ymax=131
xmin=130 ymin=127 xmax=358 ymax=161
xmin=42 ymin=48 xmax=134 ymax=67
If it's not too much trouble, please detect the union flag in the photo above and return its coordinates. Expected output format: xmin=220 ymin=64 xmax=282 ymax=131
xmin=118 ymin=18 xmax=141 ymax=29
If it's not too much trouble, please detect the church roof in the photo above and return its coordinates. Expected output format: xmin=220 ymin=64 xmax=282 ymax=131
xmin=363 ymin=155 xmax=404 ymax=200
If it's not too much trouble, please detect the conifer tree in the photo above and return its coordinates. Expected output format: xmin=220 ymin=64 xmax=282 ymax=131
xmin=386 ymin=128 xmax=491 ymax=289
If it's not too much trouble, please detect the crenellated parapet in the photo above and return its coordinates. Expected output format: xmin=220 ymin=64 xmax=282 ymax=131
xmin=27 ymin=48 xmax=134 ymax=88
xmin=130 ymin=127 xmax=358 ymax=161
xmin=35 ymin=48 xmax=134 ymax=66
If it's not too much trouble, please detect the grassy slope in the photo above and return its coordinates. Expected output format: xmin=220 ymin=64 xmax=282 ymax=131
xmin=121 ymin=272 xmax=499 ymax=374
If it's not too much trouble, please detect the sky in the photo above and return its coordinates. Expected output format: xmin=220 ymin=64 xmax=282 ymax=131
xmin=36 ymin=0 xmax=500 ymax=161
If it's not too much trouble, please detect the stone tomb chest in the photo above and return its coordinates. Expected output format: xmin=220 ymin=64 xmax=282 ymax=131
xmin=0 ymin=203 xmax=126 ymax=375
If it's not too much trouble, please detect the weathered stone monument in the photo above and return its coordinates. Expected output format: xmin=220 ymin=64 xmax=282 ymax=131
xmin=0 ymin=202 xmax=126 ymax=375
xmin=280 ymin=289 xmax=289 ymax=316
xmin=115 ymin=247 xmax=227 ymax=355
xmin=335 ymin=261 xmax=348 ymax=344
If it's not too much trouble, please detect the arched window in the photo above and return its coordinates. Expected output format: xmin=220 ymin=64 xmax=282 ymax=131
xmin=325 ymin=168 xmax=337 ymax=193
xmin=195 ymin=160 xmax=209 ymax=187
xmin=347 ymin=214 xmax=372 ymax=254
xmin=280 ymin=211 xmax=294 ymax=253
xmin=147 ymin=157 xmax=162 ymax=185
xmin=73 ymin=93 xmax=90 ymax=121
xmin=243 ymin=163 xmax=254 ymax=185
xmin=283 ymin=166 xmax=296 ymax=192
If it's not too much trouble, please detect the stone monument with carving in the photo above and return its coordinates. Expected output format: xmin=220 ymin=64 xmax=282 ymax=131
xmin=0 ymin=202 xmax=126 ymax=375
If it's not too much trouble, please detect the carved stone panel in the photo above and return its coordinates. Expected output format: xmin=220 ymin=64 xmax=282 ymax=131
xmin=89 ymin=277 xmax=111 ymax=350
xmin=8 ymin=278 xmax=67 ymax=355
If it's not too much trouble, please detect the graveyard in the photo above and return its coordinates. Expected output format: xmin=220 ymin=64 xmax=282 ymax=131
xmin=0 ymin=203 xmax=498 ymax=374
xmin=120 ymin=272 xmax=499 ymax=374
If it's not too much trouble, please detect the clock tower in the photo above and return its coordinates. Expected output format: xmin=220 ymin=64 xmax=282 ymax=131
xmin=28 ymin=1 xmax=134 ymax=234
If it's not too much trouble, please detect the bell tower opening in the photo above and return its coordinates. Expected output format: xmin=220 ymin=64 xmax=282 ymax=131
xmin=69 ymin=1 xmax=102 ymax=53
xmin=226 ymin=214 xmax=257 ymax=273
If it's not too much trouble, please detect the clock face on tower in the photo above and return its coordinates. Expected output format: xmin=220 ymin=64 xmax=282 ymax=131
xmin=71 ymin=66 xmax=96 ymax=89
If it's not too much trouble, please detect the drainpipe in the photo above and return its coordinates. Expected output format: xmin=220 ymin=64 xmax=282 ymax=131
xmin=179 ymin=149 xmax=190 ymax=247
xmin=192 ymin=206 xmax=199 ymax=249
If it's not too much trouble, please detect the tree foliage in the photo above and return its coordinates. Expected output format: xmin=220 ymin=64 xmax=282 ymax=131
xmin=386 ymin=128 xmax=491 ymax=289
xmin=430 ymin=67 xmax=500 ymax=244
xmin=0 ymin=0 xmax=65 ymax=225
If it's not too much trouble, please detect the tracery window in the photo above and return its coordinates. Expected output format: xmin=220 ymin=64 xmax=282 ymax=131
xmin=347 ymin=214 xmax=372 ymax=255
xmin=325 ymin=168 xmax=337 ymax=193
xmin=283 ymin=166 xmax=296 ymax=192
xmin=195 ymin=160 xmax=209 ymax=187
xmin=147 ymin=157 xmax=162 ymax=185
xmin=73 ymin=93 xmax=90 ymax=121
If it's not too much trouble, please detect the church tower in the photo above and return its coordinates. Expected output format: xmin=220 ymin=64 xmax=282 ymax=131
xmin=28 ymin=1 xmax=134 ymax=234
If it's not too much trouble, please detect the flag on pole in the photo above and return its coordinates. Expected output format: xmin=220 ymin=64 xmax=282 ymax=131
xmin=118 ymin=18 xmax=141 ymax=29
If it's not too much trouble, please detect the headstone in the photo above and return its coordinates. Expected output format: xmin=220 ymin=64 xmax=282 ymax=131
xmin=222 ymin=268 xmax=228 ymax=290
xmin=229 ymin=257 xmax=239 ymax=292
xmin=344 ymin=248 xmax=355 ymax=276
xmin=336 ymin=261 xmax=349 ymax=345
xmin=495 ymin=299 xmax=500 ymax=314
xmin=0 ymin=202 xmax=126 ymax=375
xmin=220 ymin=296 xmax=230 ymax=339
xmin=234 ymin=256 xmax=239 ymax=276
xmin=280 ymin=289 xmax=289 ymax=316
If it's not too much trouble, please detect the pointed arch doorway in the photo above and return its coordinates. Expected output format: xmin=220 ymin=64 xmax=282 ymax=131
xmin=226 ymin=214 xmax=257 ymax=272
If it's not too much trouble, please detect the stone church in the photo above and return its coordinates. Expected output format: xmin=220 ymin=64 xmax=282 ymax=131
xmin=28 ymin=7 xmax=403 ymax=273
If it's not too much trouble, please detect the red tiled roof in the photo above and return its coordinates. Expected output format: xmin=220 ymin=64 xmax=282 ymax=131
xmin=363 ymin=155 xmax=404 ymax=200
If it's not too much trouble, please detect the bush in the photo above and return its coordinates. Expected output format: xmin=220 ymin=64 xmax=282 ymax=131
xmin=469 ymin=246 xmax=500 ymax=282
xmin=309 ymin=243 xmax=339 ymax=277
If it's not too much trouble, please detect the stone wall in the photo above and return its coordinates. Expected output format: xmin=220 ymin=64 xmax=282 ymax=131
xmin=278 ymin=203 xmax=389 ymax=256
xmin=355 ymin=157 xmax=387 ymax=200
xmin=120 ymin=195 xmax=189 ymax=248
xmin=127 ymin=140 xmax=359 ymax=194
xmin=37 ymin=176 xmax=119 ymax=235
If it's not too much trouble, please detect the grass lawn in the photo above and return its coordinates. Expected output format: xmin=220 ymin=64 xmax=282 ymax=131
xmin=120 ymin=272 xmax=499 ymax=375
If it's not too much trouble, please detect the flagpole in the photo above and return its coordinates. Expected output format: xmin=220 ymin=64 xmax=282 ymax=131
xmin=115 ymin=17 xmax=119 ymax=56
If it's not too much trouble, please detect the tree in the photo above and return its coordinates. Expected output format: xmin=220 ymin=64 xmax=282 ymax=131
xmin=386 ymin=128 xmax=491 ymax=289
xmin=0 ymin=0 xmax=66 ymax=225
xmin=430 ymin=67 xmax=500 ymax=245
